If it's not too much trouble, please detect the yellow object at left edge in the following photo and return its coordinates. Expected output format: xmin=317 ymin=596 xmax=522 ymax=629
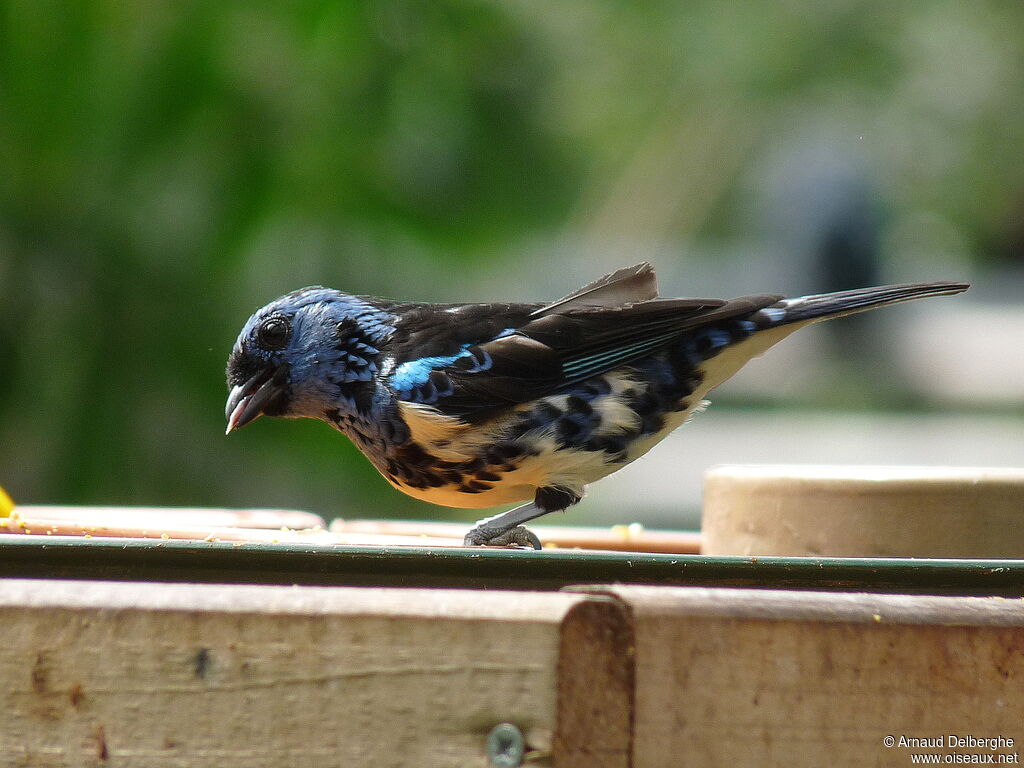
xmin=0 ymin=485 xmax=15 ymax=517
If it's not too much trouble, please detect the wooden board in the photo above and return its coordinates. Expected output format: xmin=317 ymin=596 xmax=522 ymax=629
xmin=581 ymin=586 xmax=1024 ymax=767
xmin=4 ymin=505 xmax=702 ymax=553
xmin=555 ymin=598 xmax=634 ymax=768
xmin=703 ymin=465 xmax=1024 ymax=558
xmin=0 ymin=579 xmax=582 ymax=768
xmin=5 ymin=580 xmax=1024 ymax=767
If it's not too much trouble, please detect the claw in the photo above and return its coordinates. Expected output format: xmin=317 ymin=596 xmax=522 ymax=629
xmin=463 ymin=524 xmax=542 ymax=550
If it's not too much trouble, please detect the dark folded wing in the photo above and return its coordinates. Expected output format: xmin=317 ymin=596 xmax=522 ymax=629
xmin=390 ymin=293 xmax=782 ymax=420
xmin=530 ymin=261 xmax=659 ymax=315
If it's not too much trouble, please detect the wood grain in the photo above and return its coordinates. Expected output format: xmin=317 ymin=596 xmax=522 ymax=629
xmin=584 ymin=586 xmax=1024 ymax=768
xmin=4 ymin=507 xmax=703 ymax=552
xmin=554 ymin=598 xmax=634 ymax=768
xmin=7 ymin=579 xmax=1024 ymax=767
xmin=15 ymin=505 xmax=327 ymax=531
xmin=0 ymin=579 xmax=582 ymax=768
xmin=334 ymin=520 xmax=702 ymax=554
xmin=703 ymin=465 xmax=1024 ymax=558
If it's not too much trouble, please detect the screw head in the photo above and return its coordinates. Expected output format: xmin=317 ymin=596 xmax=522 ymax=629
xmin=486 ymin=722 xmax=526 ymax=767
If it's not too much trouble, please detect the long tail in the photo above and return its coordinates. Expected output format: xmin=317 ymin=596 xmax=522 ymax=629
xmin=762 ymin=281 xmax=969 ymax=326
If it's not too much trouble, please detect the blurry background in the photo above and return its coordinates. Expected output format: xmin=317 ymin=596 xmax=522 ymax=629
xmin=1 ymin=0 xmax=1022 ymax=529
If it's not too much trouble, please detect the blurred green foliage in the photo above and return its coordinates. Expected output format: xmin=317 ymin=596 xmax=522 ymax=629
xmin=1 ymin=0 xmax=1021 ymax=518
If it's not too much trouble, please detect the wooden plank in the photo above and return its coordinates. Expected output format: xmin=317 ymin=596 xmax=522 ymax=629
xmin=586 ymin=586 xmax=1024 ymax=768
xmin=554 ymin=598 xmax=634 ymax=768
xmin=1 ymin=514 xmax=461 ymax=547
xmin=0 ymin=579 xmax=582 ymax=768
xmin=5 ymin=507 xmax=702 ymax=553
xmin=12 ymin=505 xmax=327 ymax=531
xmin=703 ymin=465 xmax=1024 ymax=558
xmin=7 ymin=579 xmax=1024 ymax=767
xmin=333 ymin=520 xmax=702 ymax=554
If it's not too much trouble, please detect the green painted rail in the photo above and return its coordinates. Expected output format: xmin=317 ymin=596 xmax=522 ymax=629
xmin=2 ymin=535 xmax=1024 ymax=595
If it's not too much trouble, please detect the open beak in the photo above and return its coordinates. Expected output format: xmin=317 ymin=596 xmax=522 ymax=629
xmin=225 ymin=366 xmax=288 ymax=434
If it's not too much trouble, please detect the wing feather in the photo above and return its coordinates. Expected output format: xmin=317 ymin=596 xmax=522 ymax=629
xmin=385 ymin=265 xmax=966 ymax=424
xmin=393 ymin=294 xmax=783 ymax=419
xmin=530 ymin=262 xmax=659 ymax=316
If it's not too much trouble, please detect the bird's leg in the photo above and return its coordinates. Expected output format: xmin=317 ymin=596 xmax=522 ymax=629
xmin=463 ymin=486 xmax=580 ymax=549
xmin=463 ymin=502 xmax=548 ymax=549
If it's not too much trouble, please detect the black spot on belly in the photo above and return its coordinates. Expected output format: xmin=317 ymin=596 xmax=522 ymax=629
xmin=556 ymin=418 xmax=582 ymax=443
xmin=422 ymin=472 xmax=445 ymax=488
xmin=537 ymin=401 xmax=562 ymax=420
xmin=462 ymin=457 xmax=486 ymax=472
xmin=485 ymin=442 xmax=523 ymax=464
xmin=630 ymin=341 xmax=709 ymax=422
xmin=458 ymin=480 xmax=492 ymax=493
xmin=508 ymin=401 xmax=563 ymax=438
xmin=555 ymin=395 xmax=602 ymax=447
xmin=385 ymin=441 xmax=462 ymax=489
xmin=566 ymin=395 xmax=593 ymax=415
xmin=625 ymin=390 xmax=665 ymax=433
xmin=475 ymin=470 xmax=502 ymax=482
xmin=679 ymin=373 xmax=702 ymax=396
xmin=396 ymin=441 xmax=436 ymax=468
xmin=584 ymin=435 xmax=628 ymax=457
xmin=644 ymin=413 xmax=665 ymax=434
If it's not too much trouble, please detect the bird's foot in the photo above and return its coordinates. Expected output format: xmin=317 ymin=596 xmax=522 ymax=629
xmin=463 ymin=524 xmax=542 ymax=550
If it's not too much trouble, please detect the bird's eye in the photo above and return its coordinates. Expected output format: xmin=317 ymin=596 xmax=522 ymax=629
xmin=257 ymin=316 xmax=291 ymax=350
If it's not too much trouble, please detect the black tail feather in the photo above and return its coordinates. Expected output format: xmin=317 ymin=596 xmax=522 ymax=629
xmin=771 ymin=281 xmax=969 ymax=325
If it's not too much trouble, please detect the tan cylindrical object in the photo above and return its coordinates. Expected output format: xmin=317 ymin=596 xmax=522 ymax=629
xmin=702 ymin=465 xmax=1024 ymax=558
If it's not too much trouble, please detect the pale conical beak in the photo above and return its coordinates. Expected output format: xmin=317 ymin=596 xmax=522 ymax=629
xmin=224 ymin=367 xmax=287 ymax=434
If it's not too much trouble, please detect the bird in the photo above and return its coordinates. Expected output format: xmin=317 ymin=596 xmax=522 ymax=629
xmin=225 ymin=263 xmax=968 ymax=549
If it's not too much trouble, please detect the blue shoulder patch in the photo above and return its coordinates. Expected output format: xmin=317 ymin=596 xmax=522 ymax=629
xmin=391 ymin=352 xmax=467 ymax=391
xmin=390 ymin=329 xmax=510 ymax=393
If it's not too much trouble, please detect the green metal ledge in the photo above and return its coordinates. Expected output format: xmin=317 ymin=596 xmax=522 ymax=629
xmin=2 ymin=535 xmax=1024 ymax=595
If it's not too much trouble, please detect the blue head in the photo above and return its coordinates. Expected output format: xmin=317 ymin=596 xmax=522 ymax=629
xmin=225 ymin=287 xmax=395 ymax=433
